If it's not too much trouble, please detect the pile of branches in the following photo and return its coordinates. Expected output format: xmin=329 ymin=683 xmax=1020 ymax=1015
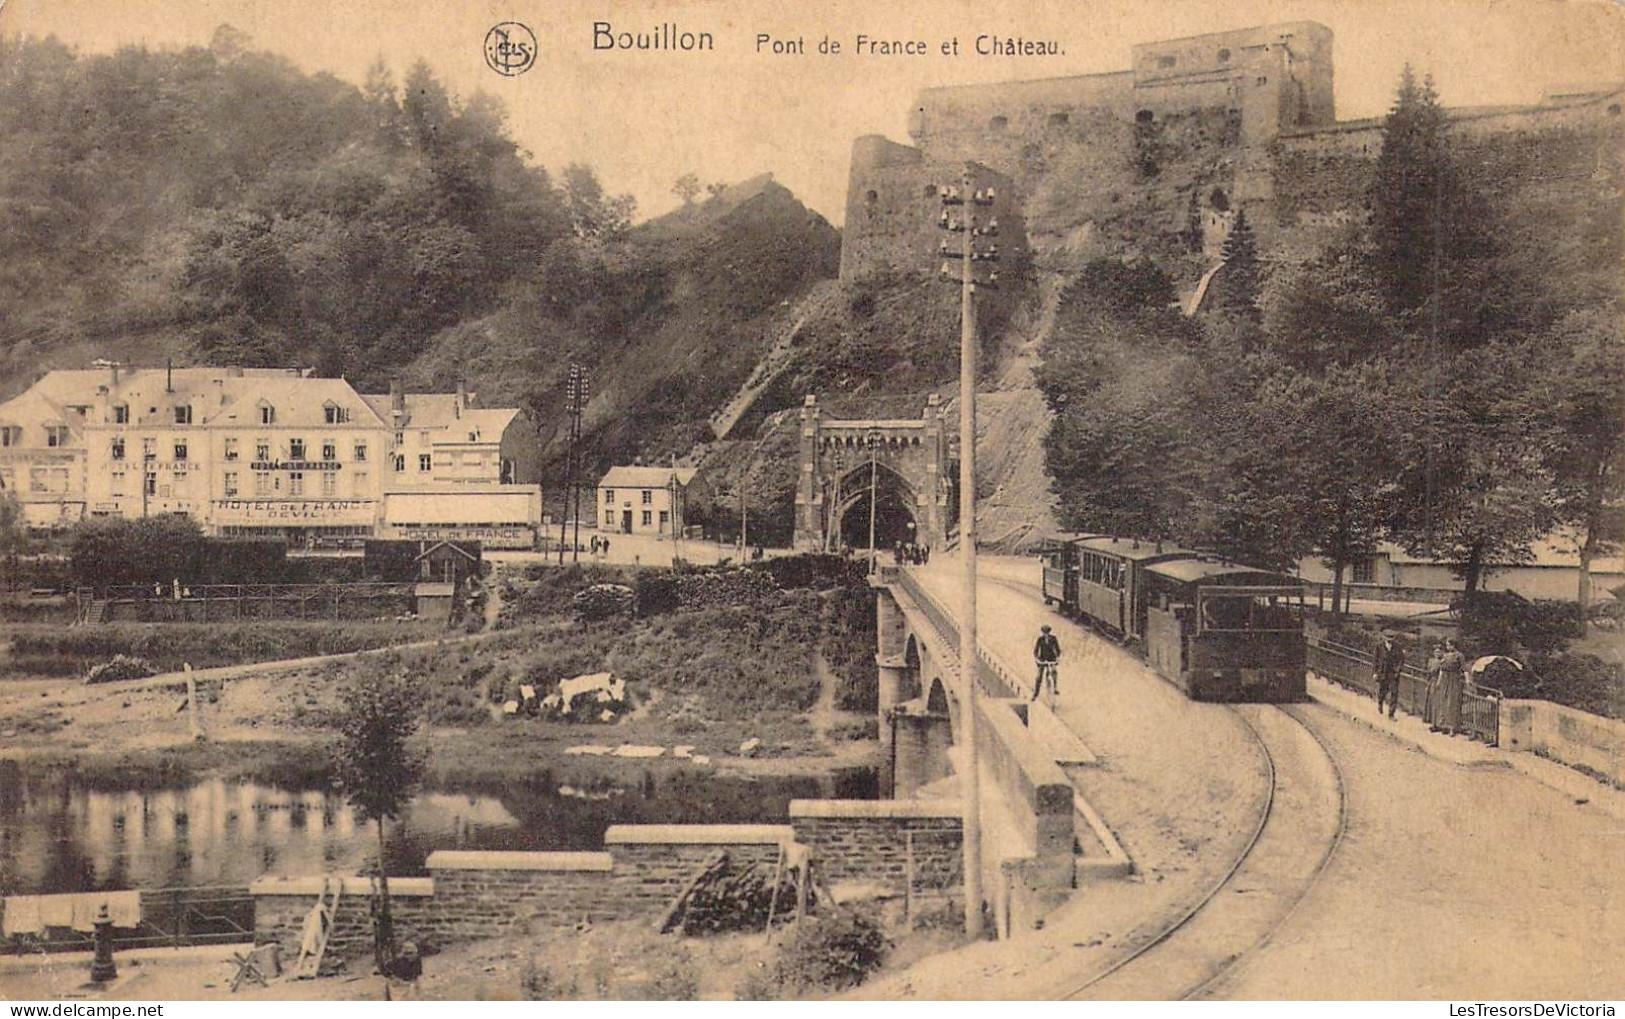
xmin=659 ymin=853 xmax=804 ymax=935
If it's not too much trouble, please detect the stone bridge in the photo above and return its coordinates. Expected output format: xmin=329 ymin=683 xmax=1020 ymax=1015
xmin=869 ymin=565 xmax=1130 ymax=933
xmin=793 ymin=394 xmax=953 ymax=552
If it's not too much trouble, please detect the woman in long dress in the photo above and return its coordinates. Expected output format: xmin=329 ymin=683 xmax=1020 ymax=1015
xmin=1435 ymin=640 xmax=1465 ymax=736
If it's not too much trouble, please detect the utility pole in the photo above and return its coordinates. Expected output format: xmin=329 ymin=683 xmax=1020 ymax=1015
xmin=572 ymin=369 xmax=589 ymax=563
xmin=559 ymin=365 xmax=586 ymax=566
xmin=867 ymin=430 xmax=879 ymax=573
xmin=937 ymin=164 xmax=999 ymax=937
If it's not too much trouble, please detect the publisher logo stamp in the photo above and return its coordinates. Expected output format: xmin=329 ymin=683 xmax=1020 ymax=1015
xmin=484 ymin=22 xmax=537 ymax=76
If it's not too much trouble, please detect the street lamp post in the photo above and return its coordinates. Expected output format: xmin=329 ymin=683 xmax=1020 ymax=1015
xmin=937 ymin=165 xmax=999 ymax=937
xmin=560 ymin=366 xmax=588 ymax=565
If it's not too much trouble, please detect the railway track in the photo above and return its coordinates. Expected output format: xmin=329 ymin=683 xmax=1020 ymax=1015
xmin=1056 ymin=703 xmax=1349 ymax=1001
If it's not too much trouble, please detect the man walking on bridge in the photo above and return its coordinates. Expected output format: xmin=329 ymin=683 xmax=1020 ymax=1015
xmin=1373 ymin=631 xmax=1404 ymax=719
xmin=1033 ymin=624 xmax=1061 ymax=701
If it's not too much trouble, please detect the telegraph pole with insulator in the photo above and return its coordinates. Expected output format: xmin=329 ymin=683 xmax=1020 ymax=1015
xmin=937 ymin=164 xmax=999 ymax=937
xmin=572 ymin=369 xmax=590 ymax=563
xmin=559 ymin=365 xmax=586 ymax=566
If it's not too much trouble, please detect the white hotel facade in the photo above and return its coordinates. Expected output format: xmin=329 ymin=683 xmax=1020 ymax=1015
xmin=0 ymin=365 xmax=543 ymax=548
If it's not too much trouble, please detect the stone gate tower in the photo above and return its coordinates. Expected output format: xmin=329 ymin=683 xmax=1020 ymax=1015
xmin=793 ymin=394 xmax=953 ymax=552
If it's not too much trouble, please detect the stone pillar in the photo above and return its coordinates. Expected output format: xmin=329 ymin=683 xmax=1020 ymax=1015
xmin=876 ymin=654 xmax=907 ymax=795
xmin=792 ymin=395 xmax=823 ymax=550
xmin=892 ymin=702 xmax=954 ymax=798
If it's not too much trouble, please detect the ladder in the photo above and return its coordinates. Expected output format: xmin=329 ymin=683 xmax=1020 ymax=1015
xmin=292 ymin=876 xmax=341 ymax=979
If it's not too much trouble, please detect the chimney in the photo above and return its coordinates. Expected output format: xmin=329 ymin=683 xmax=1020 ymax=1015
xmin=390 ymin=379 xmax=405 ymax=414
xmin=166 ymin=359 xmax=173 ymax=394
xmin=456 ymin=379 xmax=467 ymax=418
xmin=110 ymin=364 xmax=120 ymax=388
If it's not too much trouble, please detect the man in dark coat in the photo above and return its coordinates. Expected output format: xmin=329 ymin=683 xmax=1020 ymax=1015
xmin=1033 ymin=624 xmax=1062 ymax=701
xmin=1373 ymin=631 xmax=1404 ymax=719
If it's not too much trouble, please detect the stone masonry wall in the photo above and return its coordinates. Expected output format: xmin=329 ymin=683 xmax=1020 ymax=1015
xmin=789 ymin=799 xmax=962 ymax=898
xmin=250 ymin=815 xmax=977 ymax=967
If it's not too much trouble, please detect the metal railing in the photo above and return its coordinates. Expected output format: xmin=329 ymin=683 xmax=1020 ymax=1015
xmin=0 ymin=886 xmax=254 ymax=955
xmin=1307 ymin=637 xmax=1500 ymax=745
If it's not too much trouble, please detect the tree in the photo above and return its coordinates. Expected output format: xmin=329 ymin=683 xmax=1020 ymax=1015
xmin=331 ymin=669 xmax=426 ymax=974
xmin=1213 ymin=210 xmax=1262 ymax=325
xmin=1369 ymin=66 xmax=1498 ymax=345
xmin=1538 ymin=309 xmax=1625 ymax=611
xmin=563 ymin=163 xmax=635 ymax=240
xmin=671 ymin=172 xmax=701 ymax=206
xmin=1388 ymin=343 xmax=1559 ymax=598
xmin=0 ymin=490 xmax=26 ymax=589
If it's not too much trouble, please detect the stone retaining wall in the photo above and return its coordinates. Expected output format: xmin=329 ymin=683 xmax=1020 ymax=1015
xmin=1501 ymin=699 xmax=1625 ymax=787
xmin=788 ymin=799 xmax=962 ymax=897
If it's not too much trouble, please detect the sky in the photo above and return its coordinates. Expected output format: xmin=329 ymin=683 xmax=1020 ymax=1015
xmin=3 ymin=0 xmax=1621 ymax=225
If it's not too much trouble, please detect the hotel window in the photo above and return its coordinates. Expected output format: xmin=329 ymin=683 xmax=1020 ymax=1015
xmin=224 ymin=472 xmax=239 ymax=497
xmin=174 ymin=405 xmax=192 ymax=425
xmin=289 ymin=438 xmax=305 ymax=460
xmin=419 ymin=429 xmax=430 ymax=443
xmin=46 ymin=426 xmax=68 ymax=447
xmin=659 ymin=510 xmax=670 ymax=527
xmin=142 ymin=438 xmax=157 ymax=460
xmin=322 ymin=440 xmax=336 ymax=461
xmin=111 ymin=471 xmax=125 ymax=496
xmin=605 ymin=511 xmax=615 ymax=528
xmin=641 ymin=510 xmax=652 ymax=527
xmin=394 ymin=454 xmax=406 ymax=472
xmin=111 ymin=438 xmax=125 ymax=461
xmin=159 ymin=483 xmax=172 ymax=498
xmin=419 ymin=454 xmax=432 ymax=472
xmin=322 ymin=472 xmax=337 ymax=497
xmin=173 ymin=468 xmax=188 ymax=490
xmin=114 ymin=405 xmax=129 ymax=424
xmin=256 ymin=440 xmax=270 ymax=461
xmin=30 ymin=467 xmax=48 ymax=492
xmin=324 ymin=404 xmax=349 ymax=424
xmin=254 ymin=472 xmax=271 ymax=496
xmin=224 ymin=438 xmax=239 ymax=461
xmin=394 ymin=432 xmax=404 ymax=447
xmin=641 ymin=490 xmax=653 ymax=505
xmin=604 ymin=489 xmax=614 ymax=504
xmin=145 ymin=473 xmax=158 ymax=496
xmin=260 ymin=404 xmax=275 ymax=425
xmin=0 ymin=426 xmax=19 ymax=447
xmin=173 ymin=440 xmax=188 ymax=462
xmin=352 ymin=471 xmax=369 ymax=496
xmin=289 ymin=471 xmax=304 ymax=496
xmin=353 ymin=442 xmax=367 ymax=462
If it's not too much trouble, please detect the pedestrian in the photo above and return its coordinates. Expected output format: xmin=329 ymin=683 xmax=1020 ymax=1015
xmin=602 ymin=537 xmax=610 ymax=558
xmin=387 ymin=940 xmax=423 ymax=1000
xmin=1373 ymin=631 xmax=1404 ymax=719
xmin=1032 ymin=624 xmax=1061 ymax=701
xmin=1434 ymin=639 xmax=1465 ymax=736
xmin=922 ymin=545 xmax=931 ymax=565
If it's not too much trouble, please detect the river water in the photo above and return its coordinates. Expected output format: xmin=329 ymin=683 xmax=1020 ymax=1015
xmin=0 ymin=763 xmax=876 ymax=895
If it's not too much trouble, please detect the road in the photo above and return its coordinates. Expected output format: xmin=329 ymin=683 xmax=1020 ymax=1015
xmin=879 ymin=555 xmax=1621 ymax=999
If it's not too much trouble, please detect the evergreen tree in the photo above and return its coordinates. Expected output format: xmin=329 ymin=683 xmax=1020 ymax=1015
xmin=1215 ymin=210 xmax=1262 ymax=324
xmin=1371 ymin=65 xmax=1447 ymax=316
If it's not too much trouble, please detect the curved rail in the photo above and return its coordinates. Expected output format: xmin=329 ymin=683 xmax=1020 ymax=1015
xmin=1179 ymin=704 xmax=1350 ymax=1000
xmin=1060 ymin=704 xmax=1348 ymax=1001
xmin=1060 ymin=705 xmax=1279 ymax=999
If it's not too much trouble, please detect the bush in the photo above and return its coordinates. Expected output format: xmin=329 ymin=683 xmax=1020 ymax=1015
xmin=750 ymin=553 xmax=867 ymax=591
xmin=573 ymin=583 xmax=634 ymax=622
xmin=1458 ymin=593 xmax=1584 ymax=656
xmin=84 ymin=654 xmax=158 ymax=684
xmin=739 ymin=910 xmax=890 ymax=997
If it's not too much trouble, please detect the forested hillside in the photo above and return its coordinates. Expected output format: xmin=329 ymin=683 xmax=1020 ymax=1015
xmin=0 ymin=30 xmax=840 ymax=473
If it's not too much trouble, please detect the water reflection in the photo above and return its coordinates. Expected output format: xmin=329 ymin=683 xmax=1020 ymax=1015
xmin=0 ymin=762 xmax=876 ymax=895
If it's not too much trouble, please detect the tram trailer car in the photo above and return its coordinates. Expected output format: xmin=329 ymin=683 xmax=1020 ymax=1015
xmin=1043 ymin=536 xmax=1306 ymax=702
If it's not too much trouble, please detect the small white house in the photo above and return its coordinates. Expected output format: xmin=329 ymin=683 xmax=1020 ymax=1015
xmin=595 ymin=466 xmax=698 ymax=536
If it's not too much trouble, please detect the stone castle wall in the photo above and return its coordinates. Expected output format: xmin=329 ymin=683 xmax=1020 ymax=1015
xmin=841 ymin=19 xmax=1623 ymax=283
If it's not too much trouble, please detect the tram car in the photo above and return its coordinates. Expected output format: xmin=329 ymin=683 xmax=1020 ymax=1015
xmin=1042 ymin=536 xmax=1306 ymax=701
